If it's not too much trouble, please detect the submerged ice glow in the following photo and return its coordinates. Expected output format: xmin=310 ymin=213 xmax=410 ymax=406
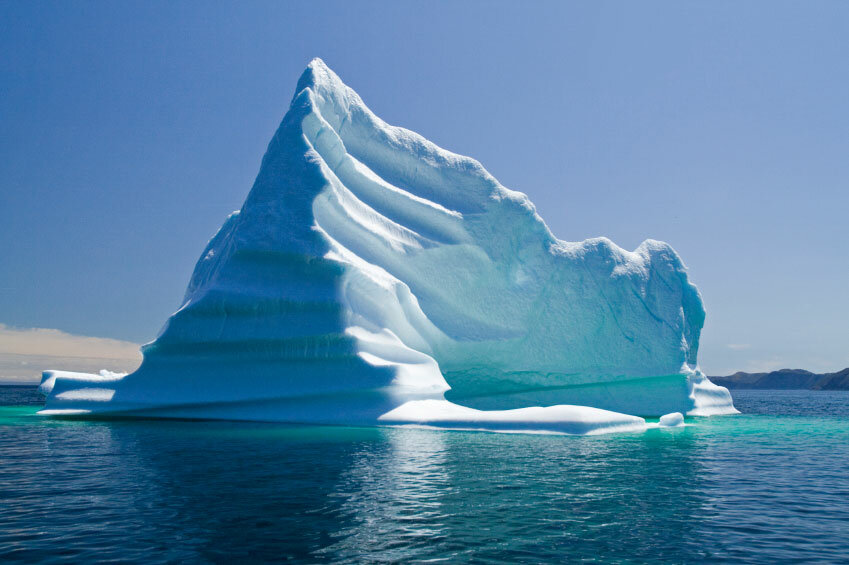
xmin=39 ymin=59 xmax=735 ymax=433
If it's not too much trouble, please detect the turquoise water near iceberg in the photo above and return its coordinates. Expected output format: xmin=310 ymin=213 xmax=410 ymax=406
xmin=1 ymin=387 xmax=848 ymax=563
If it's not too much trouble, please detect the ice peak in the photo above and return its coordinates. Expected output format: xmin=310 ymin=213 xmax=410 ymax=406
xmin=295 ymin=57 xmax=346 ymax=99
xmin=307 ymin=56 xmax=329 ymax=71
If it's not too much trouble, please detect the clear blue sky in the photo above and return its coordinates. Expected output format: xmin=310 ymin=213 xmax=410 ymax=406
xmin=1 ymin=1 xmax=847 ymax=375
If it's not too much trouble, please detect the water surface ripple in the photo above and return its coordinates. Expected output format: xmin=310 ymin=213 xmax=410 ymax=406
xmin=1 ymin=388 xmax=847 ymax=563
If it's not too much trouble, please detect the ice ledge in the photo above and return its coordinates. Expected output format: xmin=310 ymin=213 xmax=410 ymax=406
xmin=688 ymin=370 xmax=740 ymax=416
xmin=38 ymin=369 xmax=126 ymax=397
xmin=379 ymin=399 xmax=647 ymax=435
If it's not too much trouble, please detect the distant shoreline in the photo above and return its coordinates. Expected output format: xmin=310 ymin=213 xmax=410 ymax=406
xmin=711 ymin=368 xmax=849 ymax=391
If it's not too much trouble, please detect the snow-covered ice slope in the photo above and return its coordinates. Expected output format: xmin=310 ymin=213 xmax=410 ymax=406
xmin=39 ymin=59 xmax=736 ymax=432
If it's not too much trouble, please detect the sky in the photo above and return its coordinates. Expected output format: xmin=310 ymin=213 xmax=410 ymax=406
xmin=1 ymin=0 xmax=847 ymax=379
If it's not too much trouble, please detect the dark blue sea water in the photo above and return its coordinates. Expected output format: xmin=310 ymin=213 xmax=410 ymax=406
xmin=1 ymin=387 xmax=848 ymax=563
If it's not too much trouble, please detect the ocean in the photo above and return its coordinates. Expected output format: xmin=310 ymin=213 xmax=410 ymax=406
xmin=1 ymin=387 xmax=847 ymax=563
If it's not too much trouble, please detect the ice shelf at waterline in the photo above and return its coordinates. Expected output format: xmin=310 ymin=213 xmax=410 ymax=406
xmin=39 ymin=59 xmax=736 ymax=434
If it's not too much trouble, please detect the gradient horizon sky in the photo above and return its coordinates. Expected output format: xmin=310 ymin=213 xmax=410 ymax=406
xmin=1 ymin=1 xmax=847 ymax=376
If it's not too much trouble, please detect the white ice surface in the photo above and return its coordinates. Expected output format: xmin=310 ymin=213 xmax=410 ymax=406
xmin=659 ymin=412 xmax=685 ymax=427
xmin=38 ymin=59 xmax=736 ymax=434
xmin=38 ymin=370 xmax=125 ymax=396
xmin=380 ymin=400 xmax=646 ymax=435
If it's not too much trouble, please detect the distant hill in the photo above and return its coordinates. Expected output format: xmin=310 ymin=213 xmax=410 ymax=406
xmin=710 ymin=368 xmax=849 ymax=390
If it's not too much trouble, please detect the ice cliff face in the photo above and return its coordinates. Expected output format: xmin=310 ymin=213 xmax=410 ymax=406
xmin=39 ymin=59 xmax=735 ymax=433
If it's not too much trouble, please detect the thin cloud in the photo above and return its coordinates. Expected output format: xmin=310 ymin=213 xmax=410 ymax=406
xmin=726 ymin=343 xmax=752 ymax=351
xmin=0 ymin=324 xmax=141 ymax=384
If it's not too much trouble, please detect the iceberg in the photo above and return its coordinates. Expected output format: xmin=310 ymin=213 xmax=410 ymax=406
xmin=39 ymin=58 xmax=736 ymax=433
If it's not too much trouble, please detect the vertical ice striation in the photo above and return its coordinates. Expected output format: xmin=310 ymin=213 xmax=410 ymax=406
xmin=39 ymin=59 xmax=736 ymax=433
